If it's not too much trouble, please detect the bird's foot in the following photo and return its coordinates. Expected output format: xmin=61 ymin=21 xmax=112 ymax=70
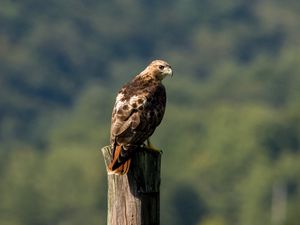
xmin=144 ymin=139 xmax=163 ymax=154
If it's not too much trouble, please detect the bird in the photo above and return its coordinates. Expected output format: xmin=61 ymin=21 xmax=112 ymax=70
xmin=108 ymin=59 xmax=173 ymax=175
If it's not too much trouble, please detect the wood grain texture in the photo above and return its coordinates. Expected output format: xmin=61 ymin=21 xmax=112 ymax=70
xmin=101 ymin=145 xmax=161 ymax=225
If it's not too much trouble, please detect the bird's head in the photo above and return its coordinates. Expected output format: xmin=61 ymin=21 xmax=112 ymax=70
xmin=144 ymin=59 xmax=173 ymax=81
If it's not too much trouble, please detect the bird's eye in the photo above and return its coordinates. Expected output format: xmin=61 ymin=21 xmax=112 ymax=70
xmin=159 ymin=65 xmax=164 ymax=70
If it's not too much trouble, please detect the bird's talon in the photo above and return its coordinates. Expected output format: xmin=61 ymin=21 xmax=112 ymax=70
xmin=145 ymin=139 xmax=162 ymax=154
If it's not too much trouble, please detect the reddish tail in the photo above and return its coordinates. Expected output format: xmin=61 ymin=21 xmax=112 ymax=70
xmin=108 ymin=145 xmax=131 ymax=175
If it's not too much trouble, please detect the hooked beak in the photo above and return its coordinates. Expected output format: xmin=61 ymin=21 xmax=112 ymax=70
xmin=166 ymin=67 xmax=173 ymax=77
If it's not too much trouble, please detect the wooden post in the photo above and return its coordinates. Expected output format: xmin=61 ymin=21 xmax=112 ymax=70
xmin=101 ymin=145 xmax=161 ymax=225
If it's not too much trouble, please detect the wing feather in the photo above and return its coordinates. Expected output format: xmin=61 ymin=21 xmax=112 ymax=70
xmin=110 ymin=92 xmax=146 ymax=145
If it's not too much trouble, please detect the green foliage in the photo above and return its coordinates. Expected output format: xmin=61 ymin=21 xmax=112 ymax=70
xmin=1 ymin=1 xmax=300 ymax=225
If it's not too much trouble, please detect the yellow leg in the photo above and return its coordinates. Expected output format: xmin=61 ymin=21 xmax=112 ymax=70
xmin=145 ymin=138 xmax=163 ymax=154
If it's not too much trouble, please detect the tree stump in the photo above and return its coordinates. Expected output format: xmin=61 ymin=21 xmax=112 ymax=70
xmin=101 ymin=145 xmax=161 ymax=225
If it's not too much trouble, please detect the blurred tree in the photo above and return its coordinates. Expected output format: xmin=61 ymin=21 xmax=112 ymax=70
xmin=171 ymin=184 xmax=207 ymax=225
xmin=1 ymin=0 xmax=300 ymax=225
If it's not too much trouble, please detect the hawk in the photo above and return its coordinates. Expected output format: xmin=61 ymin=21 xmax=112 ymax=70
xmin=108 ymin=59 xmax=173 ymax=175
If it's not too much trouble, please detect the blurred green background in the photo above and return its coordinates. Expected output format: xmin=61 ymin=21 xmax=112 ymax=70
xmin=1 ymin=0 xmax=300 ymax=225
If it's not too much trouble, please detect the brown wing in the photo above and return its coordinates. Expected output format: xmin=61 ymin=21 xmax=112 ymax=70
xmin=108 ymin=90 xmax=146 ymax=175
xmin=110 ymin=92 xmax=146 ymax=147
xmin=110 ymin=83 xmax=166 ymax=147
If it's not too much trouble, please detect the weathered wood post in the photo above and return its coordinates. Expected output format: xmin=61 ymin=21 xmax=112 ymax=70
xmin=101 ymin=145 xmax=161 ymax=225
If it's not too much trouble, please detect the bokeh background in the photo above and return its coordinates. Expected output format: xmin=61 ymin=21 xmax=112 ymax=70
xmin=1 ymin=1 xmax=300 ymax=225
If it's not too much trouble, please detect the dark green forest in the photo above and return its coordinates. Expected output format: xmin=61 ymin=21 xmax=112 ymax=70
xmin=1 ymin=0 xmax=300 ymax=225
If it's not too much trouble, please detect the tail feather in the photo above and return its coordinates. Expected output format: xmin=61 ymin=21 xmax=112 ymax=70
xmin=108 ymin=145 xmax=132 ymax=175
